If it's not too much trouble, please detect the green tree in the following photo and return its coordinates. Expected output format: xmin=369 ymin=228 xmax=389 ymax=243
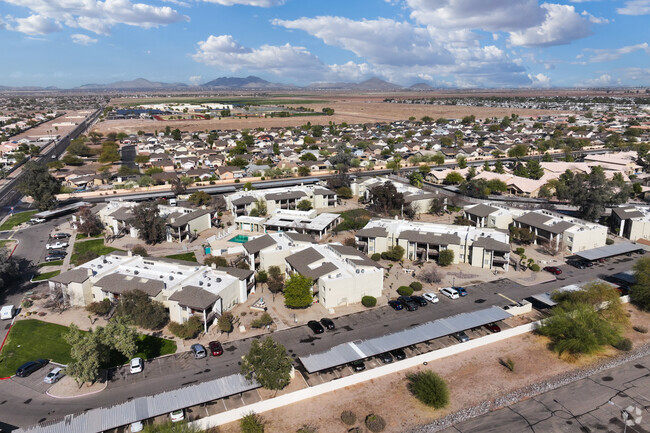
xmin=67 ymin=140 xmax=92 ymax=157
xmin=381 ymin=245 xmax=404 ymax=261
xmin=64 ymin=324 xmax=104 ymax=385
xmin=438 ymin=249 xmax=454 ymax=266
xmin=525 ymin=160 xmax=544 ymax=180
xmin=241 ymin=337 xmax=293 ymax=390
xmin=115 ymin=289 xmax=169 ymax=329
xmin=457 ymin=156 xmax=467 ymax=169
xmin=494 ymin=160 xmax=505 ymax=174
xmin=542 ymin=152 xmax=553 ymax=162
xmin=443 ymin=171 xmax=463 ymax=185
xmin=256 ymin=270 xmax=268 ymax=290
xmin=47 ymin=160 xmax=65 ymax=171
xmin=218 ymin=312 xmax=234 ymax=333
xmin=240 ymin=412 xmax=265 ymax=433
xmin=507 ymin=144 xmax=528 ymax=158
xmin=17 ymin=161 xmax=61 ymax=210
xmin=297 ymin=199 xmax=312 ymax=211
xmin=630 ymin=257 xmax=650 ymax=312
xmin=408 ymin=171 xmax=424 ymax=188
xmin=251 ymin=199 xmax=267 ymax=217
xmin=431 ymin=153 xmax=445 ymax=166
xmin=76 ymin=206 xmax=103 ymax=236
xmin=103 ymin=316 xmax=139 ymax=360
xmin=419 ymin=164 xmax=431 ymax=174
xmin=130 ymin=202 xmax=167 ymax=244
xmin=482 ymin=161 xmax=491 ymax=172
xmin=98 ymin=142 xmax=120 ymax=163
xmin=300 ymin=152 xmax=317 ymax=161
xmin=336 ymin=186 xmax=353 ymax=199
xmin=283 ymin=274 xmax=313 ymax=308
xmin=407 ymin=371 xmax=449 ymax=409
xmin=134 ymin=155 xmax=150 ymax=164
xmin=298 ymin=166 xmax=311 ymax=177
xmin=188 ymin=191 xmax=212 ymax=206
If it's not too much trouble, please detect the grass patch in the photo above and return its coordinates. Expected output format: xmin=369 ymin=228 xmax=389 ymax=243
xmin=0 ymin=240 xmax=15 ymax=248
xmin=335 ymin=209 xmax=373 ymax=232
xmin=75 ymin=233 xmax=102 ymax=240
xmin=71 ymin=239 xmax=122 ymax=265
xmin=0 ymin=210 xmax=37 ymax=230
xmin=32 ymin=270 xmax=61 ymax=281
xmin=38 ymin=260 xmax=63 ymax=267
xmin=164 ymin=252 xmax=197 ymax=262
xmin=0 ymin=319 xmax=177 ymax=377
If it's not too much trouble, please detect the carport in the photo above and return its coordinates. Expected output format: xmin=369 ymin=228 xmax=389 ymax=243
xmin=299 ymin=306 xmax=512 ymax=373
xmin=574 ymin=242 xmax=645 ymax=262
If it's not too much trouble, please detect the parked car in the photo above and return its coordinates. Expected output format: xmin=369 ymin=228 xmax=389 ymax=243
xmin=453 ymin=331 xmax=470 ymax=343
xmin=170 ymin=410 xmax=184 ymax=423
xmin=208 ymin=341 xmax=223 ymax=356
xmin=350 ymin=360 xmax=365 ymax=371
xmin=130 ymin=357 xmax=143 ymax=374
xmin=16 ymin=359 xmax=48 ymax=377
xmin=484 ymin=323 xmax=501 ymax=333
xmin=50 ymin=233 xmax=70 ymax=239
xmin=388 ymin=300 xmax=404 ymax=311
xmin=307 ymin=320 xmax=324 ymax=334
xmin=45 ymin=252 xmax=66 ymax=262
xmin=190 ymin=344 xmax=207 ymax=359
xmin=410 ymin=295 xmax=428 ymax=307
xmin=390 ymin=348 xmax=406 ymax=360
xmin=29 ymin=218 xmax=46 ymax=224
xmin=568 ymin=260 xmax=586 ymax=269
xmin=378 ymin=352 xmax=393 ymax=364
xmin=46 ymin=241 xmax=68 ymax=250
xmin=130 ymin=421 xmax=144 ymax=433
xmin=1 ymin=305 xmax=15 ymax=320
xmin=320 ymin=318 xmax=335 ymax=330
xmin=43 ymin=367 xmax=64 ymax=384
xmin=615 ymin=285 xmax=630 ymax=296
xmin=543 ymin=266 xmax=562 ymax=275
xmin=440 ymin=287 xmax=460 ymax=299
xmin=397 ymin=296 xmax=418 ymax=311
xmin=453 ymin=286 xmax=468 ymax=297
xmin=422 ymin=292 xmax=439 ymax=303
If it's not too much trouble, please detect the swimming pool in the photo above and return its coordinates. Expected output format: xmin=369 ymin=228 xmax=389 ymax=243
xmin=229 ymin=235 xmax=249 ymax=243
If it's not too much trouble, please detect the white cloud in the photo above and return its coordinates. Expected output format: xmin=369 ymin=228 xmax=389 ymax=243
xmin=581 ymin=11 xmax=609 ymax=24
xmin=200 ymin=0 xmax=284 ymax=6
xmin=189 ymin=75 xmax=202 ymax=85
xmin=273 ymin=16 xmax=453 ymax=66
xmin=584 ymin=43 xmax=650 ymax=62
xmin=528 ymin=73 xmax=551 ymax=87
xmin=509 ymin=3 xmax=592 ymax=47
xmin=161 ymin=0 xmax=191 ymax=7
xmin=3 ymin=0 xmax=189 ymax=35
xmin=617 ymin=0 xmax=650 ymax=15
xmin=579 ymin=74 xmax=622 ymax=87
xmin=70 ymin=33 xmax=98 ymax=45
xmin=7 ymin=14 xmax=61 ymax=35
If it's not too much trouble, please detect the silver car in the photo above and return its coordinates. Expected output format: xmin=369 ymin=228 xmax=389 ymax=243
xmin=44 ymin=367 xmax=64 ymax=384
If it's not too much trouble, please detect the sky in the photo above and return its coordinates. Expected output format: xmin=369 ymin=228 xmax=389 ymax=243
xmin=0 ymin=0 xmax=648 ymax=89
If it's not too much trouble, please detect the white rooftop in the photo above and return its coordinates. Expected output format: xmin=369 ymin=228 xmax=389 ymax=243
xmin=264 ymin=209 xmax=340 ymax=231
xmin=364 ymin=218 xmax=509 ymax=244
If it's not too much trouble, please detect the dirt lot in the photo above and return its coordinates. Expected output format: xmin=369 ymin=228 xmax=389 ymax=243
xmin=95 ymin=91 xmax=567 ymax=135
xmin=214 ymin=306 xmax=650 ymax=433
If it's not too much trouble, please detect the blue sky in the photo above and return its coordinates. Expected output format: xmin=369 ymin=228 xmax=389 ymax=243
xmin=0 ymin=0 xmax=648 ymax=88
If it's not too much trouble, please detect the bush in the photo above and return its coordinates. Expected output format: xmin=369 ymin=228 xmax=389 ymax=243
xmin=438 ymin=249 xmax=454 ymax=267
xmin=115 ymin=290 xmax=169 ymax=329
xmin=530 ymin=264 xmax=540 ymax=272
xmin=347 ymin=429 xmax=362 ymax=433
xmin=406 ymin=371 xmax=450 ymax=409
xmin=240 ymin=412 xmax=265 ymax=433
xmin=515 ymin=247 xmax=525 ymax=255
xmin=371 ymin=253 xmax=381 ymax=261
xmin=168 ymin=316 xmax=203 ymax=339
xmin=340 ymin=410 xmax=357 ymax=425
xmin=365 ymin=414 xmax=386 ymax=432
xmin=613 ymin=338 xmax=633 ymax=351
xmin=296 ymin=425 xmax=317 ymax=433
xmin=86 ymin=299 xmax=112 ymax=316
xmin=418 ymin=266 xmax=443 ymax=284
xmin=218 ymin=312 xmax=234 ymax=333
xmin=397 ymin=286 xmax=414 ymax=296
xmin=251 ymin=313 xmax=273 ymax=329
xmin=633 ymin=326 xmax=648 ymax=334
xmin=381 ymin=245 xmax=404 ymax=261
xmin=131 ymin=245 xmax=148 ymax=257
xmin=204 ymin=256 xmax=228 ymax=267
xmin=410 ymin=281 xmax=423 ymax=291
xmin=361 ymin=296 xmax=377 ymax=307
xmin=606 ymin=238 xmax=614 ymax=245
xmin=499 ymin=358 xmax=515 ymax=372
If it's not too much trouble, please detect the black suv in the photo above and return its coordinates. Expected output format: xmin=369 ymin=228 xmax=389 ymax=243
xmin=397 ymin=296 xmax=418 ymax=311
xmin=320 ymin=318 xmax=335 ymax=330
xmin=16 ymin=359 xmax=48 ymax=377
xmin=390 ymin=348 xmax=406 ymax=360
xmin=350 ymin=360 xmax=365 ymax=371
xmin=378 ymin=352 xmax=393 ymax=364
xmin=410 ymin=295 xmax=428 ymax=307
xmin=307 ymin=320 xmax=324 ymax=334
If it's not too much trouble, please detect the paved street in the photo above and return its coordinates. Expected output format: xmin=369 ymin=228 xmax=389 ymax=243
xmin=0 ymin=247 xmax=642 ymax=431
xmin=439 ymin=353 xmax=650 ymax=433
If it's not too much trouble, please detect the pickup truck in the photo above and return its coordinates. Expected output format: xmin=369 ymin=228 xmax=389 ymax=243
xmin=46 ymin=241 xmax=68 ymax=250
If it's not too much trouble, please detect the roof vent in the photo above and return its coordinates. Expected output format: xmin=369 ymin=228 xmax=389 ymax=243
xmin=216 ymin=278 xmax=222 ymax=283
xmin=207 ymin=283 xmax=211 ymax=287
xmin=199 ymin=281 xmax=203 ymax=286
xmin=356 ymin=269 xmax=360 ymax=274
xmin=134 ymin=270 xmax=139 ymax=275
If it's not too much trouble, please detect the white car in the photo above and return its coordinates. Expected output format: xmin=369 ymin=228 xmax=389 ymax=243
xmin=422 ymin=292 xmax=439 ymax=303
xmin=170 ymin=409 xmax=184 ymax=423
xmin=30 ymin=218 xmax=46 ymax=224
xmin=440 ymin=287 xmax=460 ymax=300
xmin=130 ymin=358 xmax=143 ymax=374
xmin=43 ymin=367 xmax=64 ymax=384
xmin=130 ymin=421 xmax=144 ymax=432
xmin=46 ymin=241 xmax=68 ymax=250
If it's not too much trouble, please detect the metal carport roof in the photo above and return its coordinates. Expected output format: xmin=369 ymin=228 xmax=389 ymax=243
xmin=529 ymin=278 xmax=618 ymax=308
xmin=574 ymin=242 xmax=644 ymax=261
xmin=299 ymin=306 xmax=512 ymax=373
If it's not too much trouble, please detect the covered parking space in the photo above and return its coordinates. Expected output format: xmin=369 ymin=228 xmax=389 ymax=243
xmin=573 ymin=242 xmax=645 ymax=262
xmin=299 ymin=306 xmax=512 ymax=374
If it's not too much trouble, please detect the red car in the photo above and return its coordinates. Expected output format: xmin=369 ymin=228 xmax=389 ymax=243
xmin=208 ymin=341 xmax=223 ymax=356
xmin=484 ymin=323 xmax=501 ymax=333
xmin=543 ymin=266 xmax=562 ymax=275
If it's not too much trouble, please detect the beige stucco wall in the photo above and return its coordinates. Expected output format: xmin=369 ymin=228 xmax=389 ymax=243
xmin=318 ymin=269 xmax=383 ymax=309
xmin=629 ymin=220 xmax=650 ymax=241
xmin=565 ymin=225 xmax=607 ymax=253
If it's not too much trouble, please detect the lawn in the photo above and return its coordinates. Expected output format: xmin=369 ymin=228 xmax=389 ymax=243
xmin=335 ymin=209 xmax=373 ymax=232
xmin=0 ymin=210 xmax=37 ymax=230
xmin=0 ymin=319 xmax=177 ymax=377
xmin=38 ymin=260 xmax=63 ymax=267
xmin=71 ymin=239 xmax=123 ymax=265
xmin=75 ymin=233 xmax=102 ymax=240
xmin=165 ymin=252 xmax=197 ymax=262
xmin=32 ymin=270 xmax=61 ymax=281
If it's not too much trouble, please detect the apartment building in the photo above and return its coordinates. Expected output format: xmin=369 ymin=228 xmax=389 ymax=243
xmin=351 ymin=177 xmax=445 ymax=215
xmin=225 ymin=185 xmax=337 ymax=216
xmin=235 ymin=209 xmax=340 ymax=239
xmin=463 ymin=203 xmax=517 ymax=230
xmin=610 ymin=205 xmax=650 ymax=241
xmin=243 ymin=231 xmax=316 ymax=272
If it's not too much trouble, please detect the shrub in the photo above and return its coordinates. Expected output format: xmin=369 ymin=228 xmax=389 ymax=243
xmin=251 ymin=313 xmax=274 ymax=328
xmin=409 ymin=281 xmax=423 ymax=291
xmin=397 ymin=286 xmax=414 ymax=296
xmin=606 ymin=238 xmax=614 ymax=245
xmin=613 ymin=338 xmax=633 ymax=351
xmin=347 ymin=429 xmax=362 ymax=433
xmin=168 ymin=316 xmax=203 ymax=339
xmin=530 ymin=264 xmax=541 ymax=272
xmin=361 ymin=296 xmax=377 ymax=308
xmin=204 ymin=256 xmax=228 ymax=267
xmin=418 ymin=266 xmax=443 ymax=284
xmin=633 ymin=326 xmax=648 ymax=334
xmin=438 ymin=249 xmax=454 ymax=267
xmin=365 ymin=414 xmax=386 ymax=432
xmin=218 ymin=312 xmax=234 ymax=333
xmin=499 ymin=358 xmax=515 ymax=372
xmin=86 ymin=299 xmax=112 ymax=316
xmin=406 ymin=371 xmax=450 ymax=409
xmin=340 ymin=410 xmax=357 ymax=425
xmin=115 ymin=290 xmax=169 ymax=329
xmin=240 ymin=412 xmax=265 ymax=433
xmin=131 ymin=245 xmax=148 ymax=257
xmin=296 ymin=425 xmax=317 ymax=433
xmin=371 ymin=253 xmax=381 ymax=261
xmin=381 ymin=245 xmax=404 ymax=261
xmin=515 ymin=247 xmax=525 ymax=255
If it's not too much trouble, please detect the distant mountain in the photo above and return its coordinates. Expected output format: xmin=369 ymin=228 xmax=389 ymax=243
xmin=409 ymin=82 xmax=435 ymax=90
xmin=76 ymin=78 xmax=188 ymax=90
xmin=307 ymin=77 xmax=403 ymax=91
xmin=202 ymin=75 xmax=298 ymax=89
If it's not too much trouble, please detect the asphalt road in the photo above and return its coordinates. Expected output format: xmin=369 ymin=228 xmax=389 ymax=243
xmin=0 ymin=251 xmax=642 ymax=431
xmin=439 ymin=353 xmax=650 ymax=433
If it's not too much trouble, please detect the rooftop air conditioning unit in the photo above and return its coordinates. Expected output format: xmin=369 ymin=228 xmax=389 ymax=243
xmin=216 ymin=278 xmax=222 ymax=283
xmin=169 ymin=276 xmax=174 ymax=280
xmin=356 ymin=269 xmax=360 ymax=274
